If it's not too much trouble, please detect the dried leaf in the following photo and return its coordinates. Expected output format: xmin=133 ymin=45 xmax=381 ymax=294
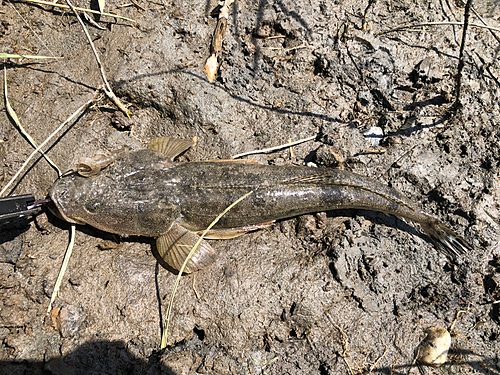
xmin=205 ymin=54 xmax=219 ymax=83
xmin=49 ymin=306 xmax=62 ymax=331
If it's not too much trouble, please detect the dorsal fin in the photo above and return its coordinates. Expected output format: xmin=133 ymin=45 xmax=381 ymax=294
xmin=147 ymin=137 xmax=195 ymax=161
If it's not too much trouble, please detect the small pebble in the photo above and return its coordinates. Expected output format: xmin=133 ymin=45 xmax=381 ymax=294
xmin=111 ymin=112 xmax=134 ymax=131
xmin=363 ymin=126 xmax=384 ymax=146
xmin=416 ymin=327 xmax=451 ymax=367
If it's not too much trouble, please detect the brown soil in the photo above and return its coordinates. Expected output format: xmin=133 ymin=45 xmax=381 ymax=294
xmin=1 ymin=0 xmax=499 ymax=374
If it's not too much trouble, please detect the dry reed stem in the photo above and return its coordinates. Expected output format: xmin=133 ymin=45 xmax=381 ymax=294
xmin=22 ymin=0 xmax=135 ymax=22
xmin=0 ymin=90 xmax=99 ymax=196
xmin=64 ymin=0 xmax=129 ymax=116
xmin=232 ymin=135 xmax=316 ymax=159
xmin=3 ymin=66 xmax=62 ymax=177
xmin=161 ymin=190 xmax=253 ymax=349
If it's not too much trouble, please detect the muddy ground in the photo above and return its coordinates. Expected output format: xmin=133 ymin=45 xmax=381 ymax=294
xmin=1 ymin=0 xmax=500 ymax=374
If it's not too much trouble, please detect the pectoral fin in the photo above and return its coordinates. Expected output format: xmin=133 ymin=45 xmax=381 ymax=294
xmin=148 ymin=137 xmax=195 ymax=161
xmin=156 ymin=223 xmax=216 ymax=273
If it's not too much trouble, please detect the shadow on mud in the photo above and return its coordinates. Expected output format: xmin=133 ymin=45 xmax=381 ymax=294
xmin=113 ymin=68 xmax=342 ymax=124
xmin=371 ymin=348 xmax=500 ymax=375
xmin=0 ymin=221 xmax=30 ymax=263
xmin=0 ymin=340 xmax=176 ymax=375
xmin=1 ymin=339 xmax=498 ymax=375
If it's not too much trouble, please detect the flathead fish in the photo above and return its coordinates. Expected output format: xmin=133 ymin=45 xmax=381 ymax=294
xmin=49 ymin=137 xmax=471 ymax=272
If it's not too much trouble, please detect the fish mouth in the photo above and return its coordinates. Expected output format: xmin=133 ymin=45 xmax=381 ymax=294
xmin=46 ymin=200 xmax=85 ymax=224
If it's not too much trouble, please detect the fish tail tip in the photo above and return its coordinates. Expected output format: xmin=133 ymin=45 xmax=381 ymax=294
xmin=421 ymin=219 xmax=472 ymax=259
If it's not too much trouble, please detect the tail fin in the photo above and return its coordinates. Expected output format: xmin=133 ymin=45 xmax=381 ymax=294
xmin=420 ymin=216 xmax=472 ymax=258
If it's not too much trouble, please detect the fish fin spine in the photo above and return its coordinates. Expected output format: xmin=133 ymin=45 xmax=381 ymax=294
xmin=148 ymin=137 xmax=195 ymax=161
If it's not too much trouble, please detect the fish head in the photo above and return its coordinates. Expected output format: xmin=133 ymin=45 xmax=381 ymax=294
xmin=49 ymin=172 xmax=90 ymax=225
xmin=49 ymin=168 xmax=181 ymax=237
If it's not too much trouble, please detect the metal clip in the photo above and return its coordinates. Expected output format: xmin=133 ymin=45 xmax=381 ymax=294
xmin=0 ymin=194 xmax=43 ymax=224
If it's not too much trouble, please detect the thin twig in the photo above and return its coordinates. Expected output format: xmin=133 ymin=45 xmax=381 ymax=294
xmin=265 ymin=35 xmax=286 ymax=40
xmin=22 ymin=0 xmax=136 ymax=22
xmin=47 ymin=224 xmax=76 ymax=313
xmin=475 ymin=52 xmax=500 ymax=88
xmin=0 ymin=91 xmax=98 ymax=196
xmin=376 ymin=21 xmax=500 ymax=36
xmin=453 ymin=0 xmax=474 ymax=110
xmin=325 ymin=312 xmax=355 ymax=375
xmin=129 ymin=0 xmax=145 ymax=12
xmin=449 ymin=308 xmax=468 ymax=333
xmin=369 ymin=344 xmax=388 ymax=372
xmin=261 ymin=44 xmax=308 ymax=52
xmin=3 ymin=66 xmax=62 ymax=177
xmin=232 ymin=135 xmax=316 ymax=159
xmin=64 ymin=0 xmax=129 ymax=115
xmin=471 ymin=6 xmax=500 ymax=43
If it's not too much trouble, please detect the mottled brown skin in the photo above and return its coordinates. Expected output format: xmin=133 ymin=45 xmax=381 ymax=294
xmin=49 ymin=147 xmax=471 ymax=258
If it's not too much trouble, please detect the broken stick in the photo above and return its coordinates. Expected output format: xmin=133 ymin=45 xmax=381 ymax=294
xmin=205 ymin=0 xmax=233 ymax=83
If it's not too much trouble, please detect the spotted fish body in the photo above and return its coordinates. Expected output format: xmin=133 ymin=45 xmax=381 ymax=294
xmin=49 ymin=137 xmax=471 ymax=272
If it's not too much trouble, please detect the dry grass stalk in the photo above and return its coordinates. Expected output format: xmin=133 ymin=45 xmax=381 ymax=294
xmin=161 ymin=190 xmax=253 ymax=349
xmin=22 ymin=0 xmax=135 ymax=22
xmin=0 ymin=90 xmax=100 ymax=196
xmin=3 ymin=66 xmax=62 ymax=177
xmin=232 ymin=135 xmax=316 ymax=159
xmin=0 ymin=53 xmax=59 ymax=59
xmin=47 ymin=224 xmax=76 ymax=313
xmin=64 ymin=0 xmax=130 ymax=116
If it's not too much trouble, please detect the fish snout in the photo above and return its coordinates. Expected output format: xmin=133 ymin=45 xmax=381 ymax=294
xmin=48 ymin=179 xmax=86 ymax=225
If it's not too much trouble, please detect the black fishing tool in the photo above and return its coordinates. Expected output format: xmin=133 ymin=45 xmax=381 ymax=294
xmin=0 ymin=194 xmax=49 ymax=224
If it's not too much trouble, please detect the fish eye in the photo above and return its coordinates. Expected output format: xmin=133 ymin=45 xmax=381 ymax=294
xmin=85 ymin=200 xmax=101 ymax=213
